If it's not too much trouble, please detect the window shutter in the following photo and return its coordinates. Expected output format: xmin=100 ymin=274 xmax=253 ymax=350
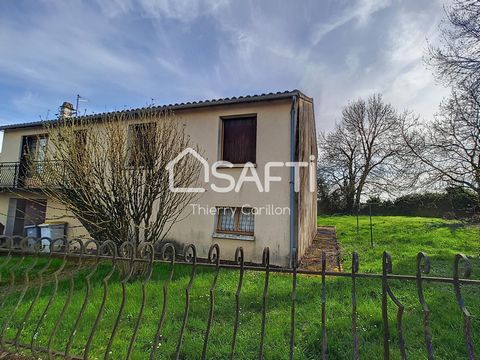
xmin=222 ymin=116 xmax=256 ymax=164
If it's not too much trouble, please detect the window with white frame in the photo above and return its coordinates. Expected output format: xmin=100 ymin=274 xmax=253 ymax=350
xmin=216 ymin=207 xmax=254 ymax=235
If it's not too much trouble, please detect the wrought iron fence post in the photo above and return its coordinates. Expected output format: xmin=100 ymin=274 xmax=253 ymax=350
xmin=31 ymin=238 xmax=69 ymax=359
xmin=289 ymin=249 xmax=298 ymax=360
xmin=83 ymin=241 xmax=118 ymax=360
xmin=47 ymin=240 xmax=85 ymax=359
xmin=258 ymin=247 xmax=270 ymax=360
xmin=453 ymin=254 xmax=475 ymax=360
xmin=174 ymin=244 xmax=197 ymax=360
xmin=150 ymin=243 xmax=175 ymax=360
xmin=382 ymin=252 xmax=407 ymax=360
xmin=230 ymin=247 xmax=244 ymax=360
xmin=126 ymin=243 xmax=155 ymax=360
xmin=382 ymin=251 xmax=391 ymax=360
xmin=352 ymin=252 xmax=359 ymax=360
xmin=202 ymin=244 xmax=220 ymax=360
xmin=321 ymin=251 xmax=328 ymax=359
xmin=13 ymin=239 xmax=54 ymax=353
xmin=416 ymin=252 xmax=434 ymax=360
xmin=104 ymin=241 xmax=135 ymax=360
xmin=65 ymin=240 xmax=101 ymax=360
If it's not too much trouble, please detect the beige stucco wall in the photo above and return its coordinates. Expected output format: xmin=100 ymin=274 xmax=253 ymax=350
xmin=44 ymin=199 xmax=90 ymax=239
xmin=169 ymin=101 xmax=292 ymax=266
xmin=0 ymin=192 xmax=14 ymax=231
xmin=0 ymin=127 xmax=46 ymax=162
xmin=0 ymin=99 xmax=296 ymax=266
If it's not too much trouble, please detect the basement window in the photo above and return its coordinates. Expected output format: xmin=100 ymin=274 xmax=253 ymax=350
xmin=221 ymin=116 xmax=256 ymax=164
xmin=215 ymin=207 xmax=255 ymax=236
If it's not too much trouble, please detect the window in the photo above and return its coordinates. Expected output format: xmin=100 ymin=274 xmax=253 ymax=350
xmin=128 ymin=122 xmax=156 ymax=167
xmin=216 ymin=207 xmax=254 ymax=235
xmin=21 ymin=135 xmax=48 ymax=162
xmin=221 ymin=116 xmax=256 ymax=164
xmin=20 ymin=135 xmax=48 ymax=178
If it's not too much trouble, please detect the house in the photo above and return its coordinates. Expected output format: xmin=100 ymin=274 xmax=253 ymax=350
xmin=0 ymin=90 xmax=317 ymax=267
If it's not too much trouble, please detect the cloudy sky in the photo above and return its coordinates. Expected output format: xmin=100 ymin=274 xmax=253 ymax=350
xmin=0 ymin=0 xmax=451 ymax=131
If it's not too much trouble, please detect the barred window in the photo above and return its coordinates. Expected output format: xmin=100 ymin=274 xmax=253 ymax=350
xmin=216 ymin=207 xmax=254 ymax=235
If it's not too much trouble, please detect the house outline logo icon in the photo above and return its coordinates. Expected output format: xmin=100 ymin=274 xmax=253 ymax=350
xmin=166 ymin=147 xmax=209 ymax=193
xmin=167 ymin=147 xmax=317 ymax=194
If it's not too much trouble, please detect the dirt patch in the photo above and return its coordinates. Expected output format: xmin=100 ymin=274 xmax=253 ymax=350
xmin=300 ymin=226 xmax=342 ymax=272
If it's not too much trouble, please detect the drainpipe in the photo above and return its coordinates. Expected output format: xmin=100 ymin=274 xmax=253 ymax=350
xmin=289 ymin=95 xmax=297 ymax=268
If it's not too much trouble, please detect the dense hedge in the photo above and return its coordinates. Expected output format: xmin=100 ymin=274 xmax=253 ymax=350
xmin=318 ymin=187 xmax=479 ymax=218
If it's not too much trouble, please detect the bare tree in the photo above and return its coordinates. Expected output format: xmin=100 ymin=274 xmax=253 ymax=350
xmin=402 ymin=84 xmax=480 ymax=200
xmin=318 ymin=94 xmax=410 ymax=212
xmin=28 ymin=109 xmax=202 ymax=246
xmin=427 ymin=0 xmax=480 ymax=88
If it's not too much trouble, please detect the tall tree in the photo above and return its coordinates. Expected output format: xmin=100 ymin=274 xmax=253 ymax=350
xmin=402 ymin=84 xmax=480 ymax=199
xmin=318 ymin=94 xmax=408 ymax=213
xmin=427 ymin=0 xmax=480 ymax=88
xmin=27 ymin=109 xmax=202 ymax=246
xmin=403 ymin=0 xmax=480 ymax=200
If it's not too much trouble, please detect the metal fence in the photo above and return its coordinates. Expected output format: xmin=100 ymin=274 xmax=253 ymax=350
xmin=0 ymin=237 xmax=479 ymax=359
xmin=0 ymin=161 xmax=64 ymax=189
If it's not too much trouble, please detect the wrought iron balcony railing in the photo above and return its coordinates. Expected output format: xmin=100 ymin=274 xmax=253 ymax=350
xmin=0 ymin=162 xmax=23 ymax=188
xmin=0 ymin=161 xmax=60 ymax=189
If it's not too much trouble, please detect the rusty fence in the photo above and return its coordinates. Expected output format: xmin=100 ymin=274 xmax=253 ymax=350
xmin=0 ymin=237 xmax=479 ymax=359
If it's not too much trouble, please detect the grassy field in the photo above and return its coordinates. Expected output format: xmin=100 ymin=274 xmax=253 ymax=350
xmin=319 ymin=215 xmax=480 ymax=275
xmin=0 ymin=216 xmax=479 ymax=359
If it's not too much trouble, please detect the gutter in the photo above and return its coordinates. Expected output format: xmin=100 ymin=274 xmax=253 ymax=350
xmin=289 ymin=95 xmax=297 ymax=268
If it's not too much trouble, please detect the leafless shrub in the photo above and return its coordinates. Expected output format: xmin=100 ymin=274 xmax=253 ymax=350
xmin=32 ymin=109 xmax=202 ymax=246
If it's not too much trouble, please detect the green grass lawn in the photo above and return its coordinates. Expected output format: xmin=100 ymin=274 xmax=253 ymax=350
xmin=319 ymin=215 xmax=480 ymax=275
xmin=0 ymin=216 xmax=479 ymax=359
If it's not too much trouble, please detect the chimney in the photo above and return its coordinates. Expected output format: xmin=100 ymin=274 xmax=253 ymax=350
xmin=59 ymin=101 xmax=74 ymax=119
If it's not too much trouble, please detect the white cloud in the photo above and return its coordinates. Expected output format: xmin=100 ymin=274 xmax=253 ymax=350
xmin=0 ymin=0 xmax=450 ymax=131
xmin=356 ymin=0 xmax=392 ymax=25
xmin=311 ymin=0 xmax=392 ymax=45
xmin=345 ymin=50 xmax=361 ymax=73
xmin=95 ymin=0 xmax=134 ymax=18
xmin=96 ymin=0 xmax=230 ymax=21
xmin=386 ymin=64 xmax=441 ymax=106
xmin=386 ymin=12 xmax=429 ymax=65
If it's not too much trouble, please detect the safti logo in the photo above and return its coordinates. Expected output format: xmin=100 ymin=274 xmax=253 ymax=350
xmin=166 ymin=147 xmax=316 ymax=193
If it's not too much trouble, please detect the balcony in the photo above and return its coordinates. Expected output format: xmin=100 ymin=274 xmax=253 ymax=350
xmin=0 ymin=161 xmax=59 ymax=190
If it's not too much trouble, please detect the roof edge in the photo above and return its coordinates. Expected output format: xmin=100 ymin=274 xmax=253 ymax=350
xmin=0 ymin=89 xmax=311 ymax=131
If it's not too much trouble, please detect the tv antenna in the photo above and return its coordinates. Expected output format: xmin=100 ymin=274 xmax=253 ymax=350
xmin=75 ymin=94 xmax=88 ymax=115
